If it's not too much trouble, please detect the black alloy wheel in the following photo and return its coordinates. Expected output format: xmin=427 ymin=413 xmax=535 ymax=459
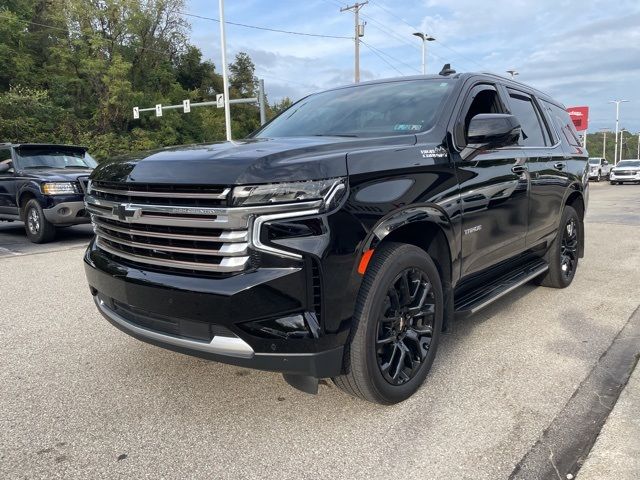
xmin=537 ymin=205 xmax=580 ymax=289
xmin=560 ymin=216 xmax=578 ymax=281
xmin=376 ymin=268 xmax=436 ymax=386
xmin=333 ymin=242 xmax=443 ymax=404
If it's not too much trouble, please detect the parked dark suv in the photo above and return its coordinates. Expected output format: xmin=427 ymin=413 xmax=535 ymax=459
xmin=0 ymin=144 xmax=95 ymax=243
xmin=84 ymin=72 xmax=588 ymax=404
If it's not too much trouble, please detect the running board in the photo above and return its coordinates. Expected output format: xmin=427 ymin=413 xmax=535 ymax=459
xmin=454 ymin=259 xmax=548 ymax=318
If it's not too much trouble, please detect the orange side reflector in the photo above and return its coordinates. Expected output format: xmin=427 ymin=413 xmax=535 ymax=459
xmin=358 ymin=249 xmax=375 ymax=275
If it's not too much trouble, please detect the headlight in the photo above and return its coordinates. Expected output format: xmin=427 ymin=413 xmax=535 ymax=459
xmin=41 ymin=182 xmax=80 ymax=195
xmin=232 ymin=177 xmax=347 ymax=211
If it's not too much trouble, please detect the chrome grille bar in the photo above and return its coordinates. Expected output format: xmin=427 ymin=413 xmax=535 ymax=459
xmin=92 ymin=217 xmax=247 ymax=242
xmin=91 ymin=185 xmax=230 ymax=199
xmin=96 ymin=238 xmax=249 ymax=273
xmin=95 ymin=228 xmax=248 ymax=257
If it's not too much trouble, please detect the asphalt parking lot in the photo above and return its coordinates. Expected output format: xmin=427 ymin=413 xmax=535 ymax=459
xmin=1 ymin=182 xmax=639 ymax=479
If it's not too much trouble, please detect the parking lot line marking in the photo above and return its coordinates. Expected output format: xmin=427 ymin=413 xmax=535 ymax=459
xmin=0 ymin=246 xmax=20 ymax=256
xmin=508 ymin=305 xmax=640 ymax=480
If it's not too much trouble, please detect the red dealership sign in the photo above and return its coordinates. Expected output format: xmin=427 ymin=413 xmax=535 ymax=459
xmin=567 ymin=106 xmax=589 ymax=131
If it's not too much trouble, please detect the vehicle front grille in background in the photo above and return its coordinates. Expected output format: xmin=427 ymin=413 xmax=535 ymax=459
xmin=86 ymin=181 xmax=250 ymax=274
xmin=78 ymin=176 xmax=90 ymax=193
xmin=614 ymin=170 xmax=635 ymax=176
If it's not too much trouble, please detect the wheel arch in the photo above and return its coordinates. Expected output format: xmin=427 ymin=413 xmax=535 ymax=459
xmin=361 ymin=205 xmax=457 ymax=332
xmin=17 ymin=189 xmax=39 ymax=220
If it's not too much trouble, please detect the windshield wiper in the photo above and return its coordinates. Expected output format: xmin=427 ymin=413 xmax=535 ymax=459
xmin=23 ymin=165 xmax=56 ymax=169
xmin=64 ymin=165 xmax=92 ymax=169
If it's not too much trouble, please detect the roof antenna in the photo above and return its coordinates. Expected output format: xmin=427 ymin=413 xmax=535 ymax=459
xmin=439 ymin=63 xmax=456 ymax=76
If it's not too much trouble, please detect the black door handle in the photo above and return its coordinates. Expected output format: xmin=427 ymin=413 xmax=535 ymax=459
xmin=554 ymin=162 xmax=566 ymax=170
xmin=512 ymin=165 xmax=527 ymax=174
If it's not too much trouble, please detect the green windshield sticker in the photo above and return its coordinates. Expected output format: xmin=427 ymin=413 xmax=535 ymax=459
xmin=394 ymin=124 xmax=422 ymax=131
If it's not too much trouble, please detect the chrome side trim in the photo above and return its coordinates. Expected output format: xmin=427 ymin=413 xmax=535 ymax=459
xmin=90 ymin=185 xmax=231 ymax=199
xmin=96 ymin=238 xmax=249 ymax=272
xmin=95 ymin=297 xmax=254 ymax=358
xmin=251 ymin=209 xmax=321 ymax=260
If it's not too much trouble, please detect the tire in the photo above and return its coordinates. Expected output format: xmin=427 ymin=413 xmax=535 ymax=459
xmin=537 ymin=206 xmax=580 ymax=289
xmin=610 ymin=181 xmax=616 ymax=185
xmin=333 ymin=242 xmax=443 ymax=404
xmin=595 ymin=171 xmax=601 ymax=182
xmin=23 ymin=199 xmax=56 ymax=243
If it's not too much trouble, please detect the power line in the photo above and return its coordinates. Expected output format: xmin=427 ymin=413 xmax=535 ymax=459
xmin=179 ymin=11 xmax=352 ymax=40
xmin=369 ymin=0 xmax=417 ymax=30
xmin=361 ymin=41 xmax=420 ymax=74
xmin=360 ymin=41 xmax=404 ymax=76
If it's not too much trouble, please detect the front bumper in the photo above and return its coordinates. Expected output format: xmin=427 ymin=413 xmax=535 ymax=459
xmin=43 ymin=200 xmax=89 ymax=225
xmin=588 ymin=171 xmax=603 ymax=179
xmin=84 ymin=242 xmax=346 ymax=377
xmin=610 ymin=173 xmax=640 ymax=182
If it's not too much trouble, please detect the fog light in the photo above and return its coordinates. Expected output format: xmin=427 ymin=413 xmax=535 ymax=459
xmin=241 ymin=313 xmax=320 ymax=339
xmin=58 ymin=207 xmax=70 ymax=216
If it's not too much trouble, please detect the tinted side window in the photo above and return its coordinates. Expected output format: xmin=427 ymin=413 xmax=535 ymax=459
xmin=543 ymin=101 xmax=582 ymax=148
xmin=0 ymin=148 xmax=12 ymax=173
xmin=507 ymin=91 xmax=547 ymax=147
xmin=0 ymin=148 xmax=11 ymax=162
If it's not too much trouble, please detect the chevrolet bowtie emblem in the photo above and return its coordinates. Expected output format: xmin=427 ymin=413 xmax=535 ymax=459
xmin=112 ymin=204 xmax=141 ymax=221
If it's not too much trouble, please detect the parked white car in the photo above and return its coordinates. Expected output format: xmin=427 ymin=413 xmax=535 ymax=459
xmin=610 ymin=159 xmax=640 ymax=185
xmin=588 ymin=157 xmax=611 ymax=182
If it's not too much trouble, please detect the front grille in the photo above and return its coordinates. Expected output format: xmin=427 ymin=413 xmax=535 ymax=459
xmin=614 ymin=170 xmax=636 ymax=176
xmin=86 ymin=182 xmax=250 ymax=274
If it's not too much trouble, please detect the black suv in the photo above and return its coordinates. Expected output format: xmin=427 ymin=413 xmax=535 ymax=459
xmin=84 ymin=72 xmax=588 ymax=404
xmin=0 ymin=144 xmax=95 ymax=243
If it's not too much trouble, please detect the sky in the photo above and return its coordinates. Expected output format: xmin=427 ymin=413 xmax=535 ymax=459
xmin=186 ymin=0 xmax=640 ymax=132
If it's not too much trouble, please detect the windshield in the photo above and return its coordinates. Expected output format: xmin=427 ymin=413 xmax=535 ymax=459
xmin=616 ymin=160 xmax=640 ymax=167
xmin=254 ymin=79 xmax=455 ymax=138
xmin=15 ymin=147 xmax=97 ymax=169
xmin=588 ymin=159 xmax=601 ymax=164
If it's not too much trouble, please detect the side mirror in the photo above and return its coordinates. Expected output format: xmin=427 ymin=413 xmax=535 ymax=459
xmin=0 ymin=162 xmax=11 ymax=174
xmin=467 ymin=113 xmax=521 ymax=148
xmin=603 ymin=161 xmax=609 ymax=165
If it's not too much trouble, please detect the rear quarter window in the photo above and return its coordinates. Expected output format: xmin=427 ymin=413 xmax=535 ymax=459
xmin=543 ymin=101 xmax=582 ymax=147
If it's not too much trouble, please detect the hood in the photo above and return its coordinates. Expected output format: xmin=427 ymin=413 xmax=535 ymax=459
xmin=91 ymin=136 xmax=416 ymax=185
xmin=612 ymin=164 xmax=640 ymax=171
xmin=20 ymin=168 xmax=93 ymax=182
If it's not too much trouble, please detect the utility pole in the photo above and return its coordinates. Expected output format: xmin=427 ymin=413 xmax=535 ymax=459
xmin=609 ymin=99 xmax=629 ymax=165
xmin=341 ymin=1 xmax=368 ymax=83
xmin=637 ymin=132 xmax=640 ymax=160
xmin=219 ymin=0 xmax=232 ymax=141
xmin=258 ymin=79 xmax=266 ymax=125
xmin=599 ymin=128 xmax=609 ymax=159
xmin=412 ymin=32 xmax=435 ymax=74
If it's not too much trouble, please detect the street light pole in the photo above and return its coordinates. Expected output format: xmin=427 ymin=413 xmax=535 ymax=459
xmin=341 ymin=2 xmax=368 ymax=83
xmin=412 ymin=32 xmax=435 ymax=74
xmin=609 ymin=99 xmax=629 ymax=165
xmin=218 ymin=0 xmax=232 ymax=141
